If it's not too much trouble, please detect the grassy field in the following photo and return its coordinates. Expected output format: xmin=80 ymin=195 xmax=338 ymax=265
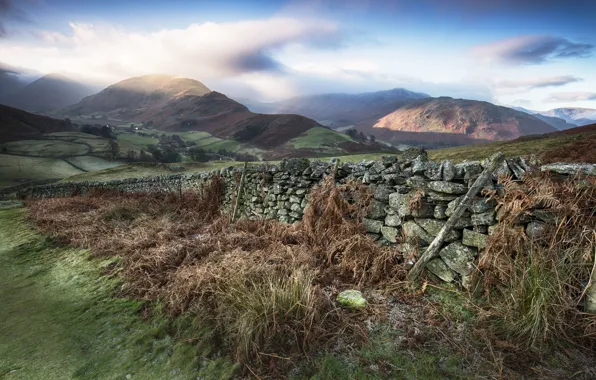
xmin=0 ymin=154 xmax=83 ymax=188
xmin=289 ymin=126 xmax=355 ymax=150
xmin=115 ymin=133 xmax=159 ymax=148
xmin=63 ymin=156 xmax=124 ymax=172
xmin=1 ymin=139 xmax=90 ymax=157
xmin=0 ymin=207 xmax=236 ymax=379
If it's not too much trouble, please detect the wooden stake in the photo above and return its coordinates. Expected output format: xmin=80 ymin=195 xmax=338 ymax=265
xmin=231 ymin=161 xmax=248 ymax=222
xmin=407 ymin=152 xmax=505 ymax=281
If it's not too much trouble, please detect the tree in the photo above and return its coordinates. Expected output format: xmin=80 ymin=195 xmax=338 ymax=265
xmin=139 ymin=150 xmax=152 ymax=162
xmin=100 ymin=125 xmax=113 ymax=138
xmin=359 ymin=131 xmax=366 ymax=141
xmin=108 ymin=140 xmax=120 ymax=160
xmin=370 ymin=134 xmax=376 ymax=143
xmin=126 ymin=150 xmax=138 ymax=162
xmin=188 ymin=147 xmax=209 ymax=162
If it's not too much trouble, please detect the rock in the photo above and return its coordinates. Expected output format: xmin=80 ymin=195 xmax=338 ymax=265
xmin=446 ymin=196 xmax=470 ymax=218
xmin=462 ymin=229 xmax=488 ymax=249
xmin=434 ymin=204 xmax=447 ymax=219
xmin=381 ymin=226 xmax=399 ymax=243
xmin=295 ymin=188 xmax=306 ymax=195
xmin=280 ymin=158 xmax=311 ymax=175
xmin=337 ymin=290 xmax=367 ymax=309
xmin=471 ymin=210 xmax=496 ymax=226
xmin=366 ymin=233 xmax=380 ymax=241
xmin=456 ymin=161 xmax=483 ymax=183
xmin=507 ymin=158 xmax=527 ymax=180
xmin=385 ymin=213 xmax=402 ymax=227
xmin=526 ymin=221 xmax=548 ymax=239
xmin=273 ymin=184 xmax=283 ymax=195
xmin=532 ymin=209 xmax=557 ymax=224
xmin=290 ymin=203 xmax=302 ymax=212
xmin=363 ymin=218 xmax=384 ymax=233
xmin=424 ymin=161 xmax=442 ymax=180
xmin=541 ymin=163 xmax=596 ymax=176
xmin=373 ymin=186 xmax=393 ymax=202
xmin=411 ymin=155 xmax=429 ymax=174
xmin=439 ymin=242 xmax=477 ymax=276
xmin=415 ymin=218 xmax=461 ymax=242
xmin=442 ymin=160 xmax=455 ymax=181
xmin=366 ymin=199 xmax=387 ymax=219
xmin=402 ymin=147 xmax=427 ymax=161
xmin=469 ymin=198 xmax=496 ymax=213
xmin=382 ymin=155 xmax=399 ymax=165
xmin=406 ymin=175 xmax=428 ymax=189
xmin=426 ymin=190 xmax=459 ymax=202
xmin=376 ymin=237 xmax=392 ymax=247
xmin=428 ymin=181 xmax=467 ymax=195
xmin=427 ymin=258 xmax=455 ymax=282
xmin=388 ymin=192 xmax=434 ymax=218
xmin=494 ymin=160 xmax=512 ymax=178
xmin=382 ymin=174 xmax=406 ymax=185
xmin=402 ymin=221 xmax=433 ymax=245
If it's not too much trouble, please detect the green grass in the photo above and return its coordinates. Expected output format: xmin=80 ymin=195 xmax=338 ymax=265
xmin=0 ymin=154 xmax=83 ymax=188
xmin=63 ymin=156 xmax=124 ymax=172
xmin=0 ymin=207 xmax=236 ymax=379
xmin=116 ymin=133 xmax=159 ymax=148
xmin=289 ymin=127 xmax=355 ymax=150
xmin=1 ymin=139 xmax=90 ymax=156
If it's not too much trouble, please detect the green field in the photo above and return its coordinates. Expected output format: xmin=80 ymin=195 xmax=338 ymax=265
xmin=0 ymin=207 xmax=235 ymax=379
xmin=0 ymin=154 xmax=83 ymax=188
xmin=1 ymin=140 xmax=90 ymax=157
xmin=289 ymin=126 xmax=355 ymax=150
xmin=63 ymin=156 xmax=124 ymax=172
xmin=115 ymin=132 xmax=159 ymax=148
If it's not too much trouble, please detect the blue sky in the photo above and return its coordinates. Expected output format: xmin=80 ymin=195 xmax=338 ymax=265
xmin=1 ymin=0 xmax=595 ymax=109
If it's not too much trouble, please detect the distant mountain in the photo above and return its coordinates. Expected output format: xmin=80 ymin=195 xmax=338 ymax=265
xmin=1 ymin=73 xmax=96 ymax=114
xmin=0 ymin=62 xmax=40 ymax=103
xmin=541 ymin=108 xmax=596 ymax=125
xmin=0 ymin=104 xmax=76 ymax=143
xmin=356 ymin=97 xmax=557 ymax=148
xmin=510 ymin=105 xmax=578 ymax=130
xmin=63 ymin=74 xmax=211 ymax=118
xmin=511 ymin=106 xmax=538 ymax=115
xmin=240 ymin=88 xmax=431 ymax=129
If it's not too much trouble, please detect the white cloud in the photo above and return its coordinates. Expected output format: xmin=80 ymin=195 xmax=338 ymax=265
xmin=496 ymin=75 xmax=582 ymax=89
xmin=545 ymin=91 xmax=596 ymax=102
xmin=0 ymin=18 xmax=339 ymax=85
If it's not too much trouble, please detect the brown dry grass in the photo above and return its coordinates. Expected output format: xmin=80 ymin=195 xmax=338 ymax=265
xmin=26 ymin=174 xmax=406 ymax=368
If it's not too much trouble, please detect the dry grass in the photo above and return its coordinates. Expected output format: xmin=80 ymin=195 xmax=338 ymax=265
xmin=480 ymin=172 xmax=596 ymax=351
xmin=26 ymin=174 xmax=406 ymax=369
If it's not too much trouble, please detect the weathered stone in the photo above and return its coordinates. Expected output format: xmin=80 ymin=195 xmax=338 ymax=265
xmin=406 ymin=175 xmax=428 ymax=189
xmin=363 ymin=218 xmax=384 ymax=233
xmin=424 ymin=161 xmax=442 ymax=180
xmin=366 ymin=199 xmax=387 ymax=220
xmin=289 ymin=195 xmax=302 ymax=204
xmin=494 ymin=160 xmax=512 ymax=178
xmin=382 ymin=174 xmax=406 ymax=185
xmin=541 ymin=163 xmax=596 ymax=176
xmin=471 ymin=210 xmax=496 ymax=226
xmin=366 ymin=233 xmax=380 ymax=241
xmin=337 ymin=290 xmax=367 ymax=309
xmin=388 ymin=192 xmax=434 ymax=218
xmin=415 ymin=218 xmax=461 ymax=242
xmin=380 ymin=226 xmax=399 ymax=243
xmin=469 ymin=198 xmax=496 ymax=213
xmin=411 ymin=155 xmax=429 ymax=174
xmin=273 ymin=184 xmax=283 ymax=195
xmin=526 ymin=221 xmax=548 ymax=239
xmin=279 ymin=215 xmax=291 ymax=223
xmin=280 ymin=157 xmax=310 ymax=175
xmin=434 ymin=204 xmax=447 ymax=219
xmin=290 ymin=203 xmax=302 ymax=212
xmin=456 ymin=161 xmax=483 ymax=183
xmin=442 ymin=160 xmax=455 ymax=181
xmin=385 ymin=213 xmax=402 ymax=227
xmin=402 ymin=221 xmax=433 ymax=245
xmin=428 ymin=181 xmax=467 ymax=195
xmin=532 ymin=209 xmax=557 ymax=224
xmin=462 ymin=229 xmax=488 ymax=249
xmin=446 ymin=196 xmax=470 ymax=218
xmin=382 ymin=155 xmax=398 ymax=165
xmin=295 ymin=188 xmax=306 ymax=195
xmin=426 ymin=190 xmax=459 ymax=202
xmin=427 ymin=258 xmax=455 ymax=282
xmin=507 ymin=158 xmax=527 ymax=180
xmin=453 ymin=217 xmax=474 ymax=229
xmin=439 ymin=242 xmax=477 ymax=276
xmin=373 ymin=186 xmax=393 ymax=202
xmin=289 ymin=211 xmax=302 ymax=218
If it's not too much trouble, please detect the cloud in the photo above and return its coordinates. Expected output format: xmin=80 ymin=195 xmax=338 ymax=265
xmin=545 ymin=92 xmax=596 ymax=102
xmin=0 ymin=18 xmax=340 ymax=83
xmin=0 ymin=0 xmax=31 ymax=37
xmin=497 ymin=75 xmax=582 ymax=90
xmin=472 ymin=35 xmax=594 ymax=65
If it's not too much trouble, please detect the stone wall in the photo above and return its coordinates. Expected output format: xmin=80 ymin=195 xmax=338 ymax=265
xmin=17 ymin=152 xmax=596 ymax=287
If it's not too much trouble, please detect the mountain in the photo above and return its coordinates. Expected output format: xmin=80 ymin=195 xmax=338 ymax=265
xmin=240 ymin=88 xmax=431 ymax=130
xmin=0 ymin=62 xmax=40 ymax=102
xmin=510 ymin=105 xmax=578 ymax=130
xmin=1 ymin=73 xmax=97 ymax=114
xmin=541 ymin=108 xmax=596 ymax=126
xmin=63 ymin=74 xmax=211 ymax=118
xmin=356 ymin=97 xmax=557 ymax=148
xmin=0 ymin=104 xmax=76 ymax=143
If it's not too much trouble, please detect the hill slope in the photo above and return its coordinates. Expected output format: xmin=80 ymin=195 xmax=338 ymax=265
xmin=2 ymin=74 xmax=96 ymax=113
xmin=0 ymin=104 xmax=76 ymax=143
xmin=357 ymin=97 xmax=557 ymax=148
xmin=541 ymin=107 xmax=596 ymax=126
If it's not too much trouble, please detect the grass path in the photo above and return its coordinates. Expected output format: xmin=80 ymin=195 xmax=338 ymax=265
xmin=0 ymin=207 xmax=235 ymax=380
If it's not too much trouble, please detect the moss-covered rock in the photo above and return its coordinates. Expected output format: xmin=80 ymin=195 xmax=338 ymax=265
xmin=337 ymin=290 xmax=367 ymax=309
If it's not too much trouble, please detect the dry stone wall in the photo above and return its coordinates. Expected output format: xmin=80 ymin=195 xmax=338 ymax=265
xmin=17 ymin=151 xmax=596 ymax=287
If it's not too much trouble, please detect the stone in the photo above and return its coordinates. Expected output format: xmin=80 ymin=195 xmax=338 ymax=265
xmin=471 ymin=210 xmax=496 ymax=226
xmin=411 ymin=155 xmax=429 ymax=174
xmin=424 ymin=161 xmax=442 ymax=180
xmin=442 ymin=160 xmax=455 ymax=181
xmin=428 ymin=181 xmax=467 ymax=195
xmin=462 ymin=229 xmax=488 ymax=249
xmin=406 ymin=175 xmax=428 ymax=189
xmin=337 ymin=290 xmax=367 ymax=309
xmin=382 ymin=174 xmax=406 ymax=185
xmin=384 ymin=213 xmax=402 ymax=227
xmin=402 ymin=147 xmax=427 ymax=161
xmin=402 ymin=221 xmax=433 ymax=245
xmin=427 ymin=258 xmax=455 ymax=282
xmin=363 ymin=218 xmax=384 ymax=233
xmin=456 ymin=161 xmax=483 ymax=183
xmin=532 ymin=209 xmax=557 ymax=224
xmin=507 ymin=158 xmax=527 ymax=180
xmin=494 ymin=160 xmax=512 ymax=178
xmin=388 ymin=192 xmax=434 ymax=218
xmin=434 ymin=204 xmax=447 ymax=219
xmin=415 ymin=218 xmax=461 ymax=242
xmin=279 ymin=215 xmax=291 ymax=223
xmin=469 ymin=198 xmax=496 ymax=213
xmin=295 ymin=188 xmax=306 ymax=195
xmin=290 ymin=203 xmax=302 ymax=212
xmin=366 ymin=233 xmax=380 ymax=241
xmin=366 ymin=199 xmax=387 ymax=220
xmin=373 ymin=186 xmax=393 ymax=202
xmin=289 ymin=195 xmax=302 ymax=204
xmin=453 ymin=217 xmax=474 ymax=229
xmin=526 ymin=221 xmax=548 ymax=240
xmin=426 ymin=190 xmax=459 ymax=202
xmin=289 ymin=211 xmax=302 ymax=219
xmin=376 ymin=237 xmax=392 ymax=247
xmin=382 ymin=155 xmax=398 ymax=165
xmin=273 ymin=184 xmax=283 ymax=195
xmin=381 ymin=226 xmax=399 ymax=243
xmin=446 ymin=197 xmax=470 ymax=218
xmin=280 ymin=157 xmax=310 ymax=175
xmin=541 ymin=163 xmax=596 ymax=176
xmin=439 ymin=242 xmax=477 ymax=276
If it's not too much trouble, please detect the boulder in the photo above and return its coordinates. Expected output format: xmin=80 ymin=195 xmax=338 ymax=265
xmin=373 ymin=185 xmax=393 ymax=202
xmin=337 ymin=290 xmax=367 ymax=309
xmin=402 ymin=221 xmax=433 ymax=245
xmin=411 ymin=155 xmax=429 ymax=174
xmin=439 ymin=242 xmax=478 ymax=276
xmin=424 ymin=161 xmax=442 ymax=180
xmin=434 ymin=204 xmax=447 ymax=219
xmin=415 ymin=218 xmax=461 ymax=242
xmin=427 ymin=258 xmax=455 ymax=282
xmin=442 ymin=160 xmax=455 ymax=181
xmin=366 ymin=199 xmax=387 ymax=220
xmin=384 ymin=213 xmax=402 ymax=227
xmin=381 ymin=226 xmax=399 ymax=243
xmin=388 ymin=192 xmax=434 ymax=218
xmin=541 ymin=163 xmax=596 ymax=176
xmin=462 ymin=229 xmax=488 ymax=249
xmin=363 ymin=218 xmax=383 ymax=233
xmin=471 ymin=210 xmax=496 ymax=226
xmin=428 ymin=181 xmax=467 ymax=195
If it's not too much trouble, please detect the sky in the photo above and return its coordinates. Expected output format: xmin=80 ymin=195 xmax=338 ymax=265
xmin=1 ymin=0 xmax=595 ymax=110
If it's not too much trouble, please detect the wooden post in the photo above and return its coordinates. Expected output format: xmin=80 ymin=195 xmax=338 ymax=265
xmin=231 ymin=161 xmax=248 ymax=222
xmin=406 ymin=152 xmax=505 ymax=281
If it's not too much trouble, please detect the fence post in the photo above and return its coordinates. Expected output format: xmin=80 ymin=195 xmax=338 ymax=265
xmin=407 ymin=152 xmax=505 ymax=281
xmin=231 ymin=161 xmax=248 ymax=222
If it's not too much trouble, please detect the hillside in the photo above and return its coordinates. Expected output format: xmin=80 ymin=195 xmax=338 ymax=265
xmin=0 ymin=104 xmax=77 ymax=143
xmin=1 ymin=74 xmax=96 ymax=113
xmin=541 ymin=107 xmax=596 ymax=125
xmin=63 ymin=74 xmax=211 ymax=118
xmin=242 ymin=88 xmax=430 ymax=130
xmin=359 ymin=97 xmax=557 ymax=147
